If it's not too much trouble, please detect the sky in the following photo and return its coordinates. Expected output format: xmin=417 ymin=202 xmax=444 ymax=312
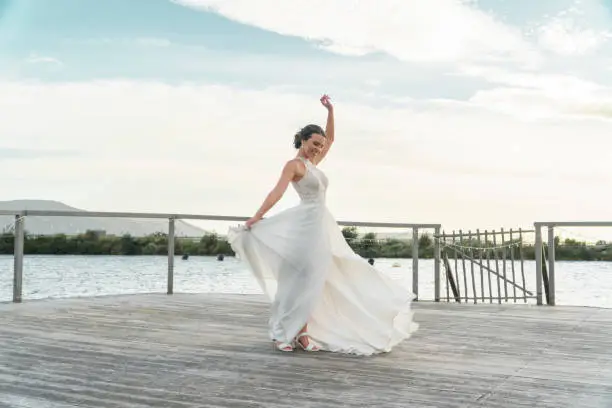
xmin=1 ymin=0 xmax=612 ymax=240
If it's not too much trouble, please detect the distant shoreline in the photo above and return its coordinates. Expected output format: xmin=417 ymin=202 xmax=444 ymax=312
xmin=2 ymin=228 xmax=612 ymax=262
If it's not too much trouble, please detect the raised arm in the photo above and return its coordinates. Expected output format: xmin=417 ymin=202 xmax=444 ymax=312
xmin=312 ymin=94 xmax=334 ymax=165
xmin=245 ymin=160 xmax=299 ymax=228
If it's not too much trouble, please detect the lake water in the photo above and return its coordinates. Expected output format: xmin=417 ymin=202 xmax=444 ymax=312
xmin=0 ymin=255 xmax=610 ymax=308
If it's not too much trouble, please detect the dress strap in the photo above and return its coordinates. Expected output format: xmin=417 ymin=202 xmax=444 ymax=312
xmin=297 ymin=156 xmax=310 ymax=166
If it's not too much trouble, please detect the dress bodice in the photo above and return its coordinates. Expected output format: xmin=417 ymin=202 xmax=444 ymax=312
xmin=292 ymin=157 xmax=328 ymax=203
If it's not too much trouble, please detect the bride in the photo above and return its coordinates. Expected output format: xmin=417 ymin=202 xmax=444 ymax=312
xmin=227 ymin=95 xmax=419 ymax=355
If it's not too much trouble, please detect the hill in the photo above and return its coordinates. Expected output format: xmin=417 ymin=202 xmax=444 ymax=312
xmin=0 ymin=200 xmax=207 ymax=237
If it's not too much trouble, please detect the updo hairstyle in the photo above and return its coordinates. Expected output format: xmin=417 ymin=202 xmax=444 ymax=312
xmin=293 ymin=124 xmax=326 ymax=149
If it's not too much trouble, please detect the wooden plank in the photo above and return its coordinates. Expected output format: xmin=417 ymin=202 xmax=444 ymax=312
xmin=468 ymin=230 xmax=477 ymax=304
xmin=493 ymin=232 xmax=502 ymax=304
xmin=0 ymin=294 xmax=611 ymax=408
xmin=501 ymin=227 xmax=508 ymax=302
xmin=510 ymin=229 xmax=517 ymax=302
xmin=443 ymin=251 xmax=461 ymax=302
xmin=453 ymin=230 xmax=460 ymax=300
xmin=485 ymin=230 xmax=493 ymax=303
xmin=542 ymin=246 xmax=551 ymax=304
xmin=476 ymin=229 xmax=485 ymax=302
xmin=459 ymin=230 xmax=468 ymax=303
xmin=443 ymin=230 xmax=449 ymax=301
xmin=519 ymin=228 xmax=527 ymax=303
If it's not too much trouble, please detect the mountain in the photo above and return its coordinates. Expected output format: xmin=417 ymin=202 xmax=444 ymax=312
xmin=0 ymin=200 xmax=207 ymax=237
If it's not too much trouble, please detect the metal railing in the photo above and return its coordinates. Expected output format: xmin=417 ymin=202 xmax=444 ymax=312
xmin=1 ymin=210 xmax=441 ymax=303
xmin=534 ymin=221 xmax=612 ymax=306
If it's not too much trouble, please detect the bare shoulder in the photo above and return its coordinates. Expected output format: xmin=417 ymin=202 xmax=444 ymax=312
xmin=286 ymin=158 xmax=305 ymax=170
xmin=285 ymin=158 xmax=306 ymax=180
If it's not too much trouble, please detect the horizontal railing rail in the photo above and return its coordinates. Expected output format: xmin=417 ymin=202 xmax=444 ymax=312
xmin=535 ymin=221 xmax=612 ymax=227
xmin=2 ymin=209 xmax=442 ymax=303
xmin=1 ymin=210 xmax=441 ymax=229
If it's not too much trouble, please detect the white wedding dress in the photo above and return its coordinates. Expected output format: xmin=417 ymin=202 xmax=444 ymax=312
xmin=227 ymin=157 xmax=419 ymax=355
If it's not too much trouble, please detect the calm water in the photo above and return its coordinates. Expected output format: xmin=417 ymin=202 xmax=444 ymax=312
xmin=0 ymin=255 xmax=610 ymax=308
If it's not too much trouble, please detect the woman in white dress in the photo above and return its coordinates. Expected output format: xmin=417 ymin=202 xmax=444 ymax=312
xmin=227 ymin=95 xmax=419 ymax=355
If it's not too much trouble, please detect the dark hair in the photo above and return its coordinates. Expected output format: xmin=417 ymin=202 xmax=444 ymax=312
xmin=293 ymin=124 xmax=326 ymax=149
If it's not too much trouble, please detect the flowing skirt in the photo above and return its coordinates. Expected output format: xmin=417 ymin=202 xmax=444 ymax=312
xmin=227 ymin=202 xmax=419 ymax=355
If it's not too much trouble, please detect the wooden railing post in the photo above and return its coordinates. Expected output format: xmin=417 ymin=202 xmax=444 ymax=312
xmin=547 ymin=226 xmax=555 ymax=306
xmin=412 ymin=227 xmax=419 ymax=301
xmin=167 ymin=218 xmax=175 ymax=295
xmin=434 ymin=226 xmax=441 ymax=302
xmin=535 ymin=224 xmax=543 ymax=306
xmin=13 ymin=214 xmax=25 ymax=303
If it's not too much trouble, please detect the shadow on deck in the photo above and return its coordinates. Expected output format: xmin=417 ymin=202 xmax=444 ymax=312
xmin=1 ymin=293 xmax=611 ymax=408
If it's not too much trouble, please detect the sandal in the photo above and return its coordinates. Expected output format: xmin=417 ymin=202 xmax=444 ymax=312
xmin=295 ymin=332 xmax=320 ymax=352
xmin=273 ymin=340 xmax=294 ymax=352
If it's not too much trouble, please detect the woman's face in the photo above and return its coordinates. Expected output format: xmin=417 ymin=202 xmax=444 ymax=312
xmin=302 ymin=133 xmax=326 ymax=159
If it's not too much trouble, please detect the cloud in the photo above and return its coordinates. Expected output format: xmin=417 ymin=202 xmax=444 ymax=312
xmin=172 ymin=0 xmax=541 ymax=66
xmin=0 ymin=148 xmax=77 ymax=159
xmin=453 ymin=65 xmax=612 ymax=120
xmin=537 ymin=17 xmax=609 ymax=56
xmin=63 ymin=37 xmax=172 ymax=47
xmin=457 ymin=65 xmax=603 ymax=91
xmin=468 ymin=86 xmax=612 ymax=120
xmin=534 ymin=6 xmax=611 ymax=56
xmin=1 ymin=79 xmax=612 ymax=232
xmin=25 ymin=53 xmax=63 ymax=67
xmin=168 ymin=0 xmax=612 ymax=109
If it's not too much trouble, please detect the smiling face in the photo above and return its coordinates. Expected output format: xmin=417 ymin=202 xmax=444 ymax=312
xmin=301 ymin=132 xmax=326 ymax=159
xmin=294 ymin=124 xmax=326 ymax=158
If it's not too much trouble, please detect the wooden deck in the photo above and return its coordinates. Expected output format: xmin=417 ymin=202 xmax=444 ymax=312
xmin=0 ymin=294 xmax=611 ymax=408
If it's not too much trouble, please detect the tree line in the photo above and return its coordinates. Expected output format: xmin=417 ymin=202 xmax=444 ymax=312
xmin=0 ymin=227 xmax=610 ymax=261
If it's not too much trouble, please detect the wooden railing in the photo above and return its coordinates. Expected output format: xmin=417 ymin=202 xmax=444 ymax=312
xmin=435 ymin=228 xmax=537 ymax=304
xmin=0 ymin=210 xmax=441 ymax=303
xmin=534 ymin=221 xmax=612 ymax=306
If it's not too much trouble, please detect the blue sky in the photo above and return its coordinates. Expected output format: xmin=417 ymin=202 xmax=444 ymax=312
xmin=5 ymin=0 xmax=610 ymax=96
xmin=1 ymin=1 xmax=378 ymax=80
xmin=1 ymin=0 xmax=612 ymax=236
xmin=1 ymin=0 xmax=494 ymax=100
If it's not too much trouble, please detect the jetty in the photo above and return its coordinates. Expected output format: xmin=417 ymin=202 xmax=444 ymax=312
xmin=1 ymin=293 xmax=611 ymax=407
xmin=2 ymin=210 xmax=612 ymax=406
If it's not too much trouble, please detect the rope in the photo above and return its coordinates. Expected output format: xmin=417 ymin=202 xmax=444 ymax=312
xmin=353 ymin=233 xmax=531 ymax=251
xmin=438 ymin=240 xmax=523 ymax=251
